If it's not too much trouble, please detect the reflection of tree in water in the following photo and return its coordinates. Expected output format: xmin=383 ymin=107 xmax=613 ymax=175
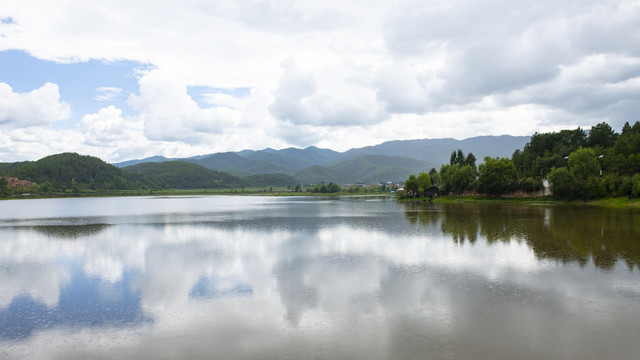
xmin=539 ymin=207 xmax=640 ymax=270
xmin=401 ymin=202 xmax=640 ymax=270
xmin=402 ymin=201 xmax=441 ymax=228
xmin=31 ymin=224 xmax=111 ymax=239
xmin=438 ymin=204 xmax=480 ymax=244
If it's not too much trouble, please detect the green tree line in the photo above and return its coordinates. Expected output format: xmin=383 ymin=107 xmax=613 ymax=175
xmin=311 ymin=182 xmax=341 ymax=193
xmin=401 ymin=121 xmax=640 ymax=199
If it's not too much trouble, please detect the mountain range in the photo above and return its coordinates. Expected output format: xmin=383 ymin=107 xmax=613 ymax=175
xmin=115 ymin=135 xmax=530 ymax=185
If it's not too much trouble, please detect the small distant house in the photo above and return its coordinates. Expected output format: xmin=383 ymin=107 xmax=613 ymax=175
xmin=542 ymin=179 xmax=551 ymax=196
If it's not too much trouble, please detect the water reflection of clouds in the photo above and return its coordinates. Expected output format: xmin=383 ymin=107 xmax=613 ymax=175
xmin=0 ymin=222 xmax=625 ymax=321
xmin=190 ymin=275 xmax=253 ymax=298
xmin=316 ymin=226 xmax=541 ymax=276
xmin=1 ymin=199 xmax=639 ymax=359
xmin=0 ymin=265 xmax=149 ymax=339
xmin=0 ymin=264 xmax=69 ymax=309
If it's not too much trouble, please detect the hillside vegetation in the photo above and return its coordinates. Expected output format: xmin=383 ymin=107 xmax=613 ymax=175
xmin=123 ymin=161 xmax=241 ymax=189
xmin=331 ymin=155 xmax=430 ymax=183
xmin=0 ymin=153 xmax=163 ymax=194
xmin=241 ymin=173 xmax=299 ymax=188
xmin=186 ymin=152 xmax=293 ymax=176
xmin=294 ymin=165 xmax=354 ymax=185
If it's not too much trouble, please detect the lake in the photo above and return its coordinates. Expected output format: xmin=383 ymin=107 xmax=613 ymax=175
xmin=0 ymin=195 xmax=639 ymax=359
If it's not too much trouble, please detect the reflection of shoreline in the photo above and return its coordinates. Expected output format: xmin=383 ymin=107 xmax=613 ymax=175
xmin=31 ymin=224 xmax=112 ymax=239
xmin=402 ymin=202 xmax=640 ymax=270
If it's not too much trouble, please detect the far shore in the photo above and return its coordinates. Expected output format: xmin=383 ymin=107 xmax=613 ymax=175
xmin=0 ymin=187 xmax=390 ymax=200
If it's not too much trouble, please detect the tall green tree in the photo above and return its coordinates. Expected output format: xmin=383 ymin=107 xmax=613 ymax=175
xmin=450 ymin=149 xmax=466 ymax=166
xmin=548 ymin=167 xmax=576 ymax=199
xmin=404 ymin=174 xmax=418 ymax=197
xmin=465 ymin=153 xmax=477 ymax=172
xmin=568 ymin=147 xmax=601 ymax=198
xmin=416 ymin=172 xmax=432 ymax=196
xmin=440 ymin=164 xmax=475 ymax=194
xmin=610 ymin=121 xmax=640 ymax=176
xmin=428 ymin=168 xmax=439 ymax=186
xmin=477 ymin=157 xmax=518 ymax=196
xmin=568 ymin=148 xmax=600 ymax=185
xmin=587 ymin=122 xmax=617 ymax=149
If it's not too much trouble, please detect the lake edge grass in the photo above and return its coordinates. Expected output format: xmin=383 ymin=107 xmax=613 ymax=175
xmin=405 ymin=195 xmax=640 ymax=209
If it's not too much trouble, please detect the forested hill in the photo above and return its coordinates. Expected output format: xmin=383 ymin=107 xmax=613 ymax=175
xmin=123 ymin=161 xmax=241 ymax=189
xmin=0 ymin=153 xmax=163 ymax=191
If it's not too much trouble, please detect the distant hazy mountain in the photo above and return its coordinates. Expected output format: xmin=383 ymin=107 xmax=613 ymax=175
xmin=184 ymin=152 xmax=294 ymax=176
xmin=113 ymin=135 xmax=530 ymax=184
xmin=331 ymin=155 xmax=433 ymax=183
xmin=294 ymin=165 xmax=354 ymax=185
xmin=241 ymin=173 xmax=299 ymax=187
xmin=114 ymin=156 xmax=172 ymax=168
xmin=238 ymin=146 xmax=340 ymax=172
xmin=335 ymin=135 xmax=529 ymax=165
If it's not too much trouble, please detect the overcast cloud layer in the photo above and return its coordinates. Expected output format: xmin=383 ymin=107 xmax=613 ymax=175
xmin=1 ymin=0 xmax=639 ymax=162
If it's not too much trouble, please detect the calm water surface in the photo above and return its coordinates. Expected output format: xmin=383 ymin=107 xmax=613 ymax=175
xmin=0 ymin=196 xmax=639 ymax=359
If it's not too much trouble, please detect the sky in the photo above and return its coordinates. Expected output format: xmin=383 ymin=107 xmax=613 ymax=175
xmin=0 ymin=0 xmax=639 ymax=163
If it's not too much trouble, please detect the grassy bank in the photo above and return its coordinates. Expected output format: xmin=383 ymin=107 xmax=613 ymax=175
xmin=584 ymin=197 xmax=640 ymax=209
xmin=405 ymin=195 xmax=640 ymax=209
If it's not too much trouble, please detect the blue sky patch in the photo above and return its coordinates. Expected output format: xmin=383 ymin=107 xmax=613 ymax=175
xmin=0 ymin=50 xmax=151 ymax=122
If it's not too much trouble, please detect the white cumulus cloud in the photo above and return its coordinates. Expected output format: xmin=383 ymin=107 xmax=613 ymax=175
xmin=1 ymin=0 xmax=639 ymax=160
xmin=80 ymin=105 xmax=139 ymax=146
xmin=270 ymin=58 xmax=386 ymax=127
xmin=0 ymin=82 xmax=69 ymax=127
xmin=128 ymin=71 xmax=243 ymax=143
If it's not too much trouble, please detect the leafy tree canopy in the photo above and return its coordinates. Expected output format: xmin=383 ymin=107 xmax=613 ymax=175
xmin=478 ymin=157 xmax=518 ymax=196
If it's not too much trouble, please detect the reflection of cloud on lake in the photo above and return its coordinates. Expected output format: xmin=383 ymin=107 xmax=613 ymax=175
xmin=316 ymin=226 xmax=540 ymax=276
xmin=0 ymin=265 xmax=149 ymax=340
xmin=0 ymin=264 xmax=69 ymax=309
xmin=0 ymin=197 xmax=639 ymax=358
xmin=190 ymin=275 xmax=252 ymax=298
